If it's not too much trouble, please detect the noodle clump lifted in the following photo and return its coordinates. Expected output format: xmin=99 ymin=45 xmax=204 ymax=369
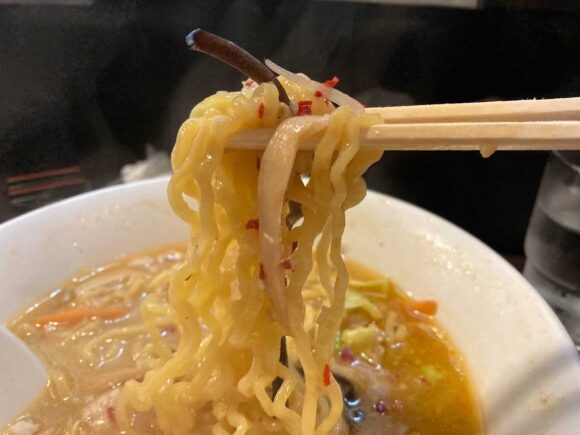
xmin=117 ymin=75 xmax=383 ymax=434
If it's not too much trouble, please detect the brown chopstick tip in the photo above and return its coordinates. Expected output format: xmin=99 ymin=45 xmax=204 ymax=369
xmin=185 ymin=28 xmax=291 ymax=107
xmin=185 ymin=28 xmax=203 ymax=50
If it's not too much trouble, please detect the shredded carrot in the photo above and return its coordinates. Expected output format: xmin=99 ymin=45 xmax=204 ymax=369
xmin=323 ymin=363 xmax=331 ymax=386
xmin=405 ymin=300 xmax=438 ymax=316
xmin=33 ymin=306 xmax=128 ymax=325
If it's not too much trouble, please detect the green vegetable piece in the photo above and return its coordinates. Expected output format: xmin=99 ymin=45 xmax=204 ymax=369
xmin=345 ymin=290 xmax=382 ymax=319
xmin=421 ymin=365 xmax=444 ymax=383
xmin=341 ymin=325 xmax=378 ymax=355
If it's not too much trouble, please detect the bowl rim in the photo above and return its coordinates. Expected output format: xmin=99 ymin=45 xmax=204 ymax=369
xmin=363 ymin=189 xmax=576 ymax=348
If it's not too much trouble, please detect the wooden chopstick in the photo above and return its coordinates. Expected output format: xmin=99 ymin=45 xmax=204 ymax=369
xmin=366 ymin=97 xmax=580 ymax=123
xmin=363 ymin=121 xmax=580 ymax=151
xmin=230 ymin=121 xmax=580 ymax=151
xmin=228 ymin=97 xmax=580 ymax=151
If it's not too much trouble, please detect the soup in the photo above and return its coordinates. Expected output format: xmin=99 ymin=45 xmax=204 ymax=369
xmin=3 ymin=246 xmax=482 ymax=434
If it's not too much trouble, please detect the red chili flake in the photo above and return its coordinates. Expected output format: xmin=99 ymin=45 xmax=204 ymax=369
xmin=291 ymin=241 xmax=298 ymax=253
xmin=280 ymin=259 xmax=292 ymax=270
xmin=184 ymin=274 xmax=192 ymax=281
xmin=107 ymin=406 xmax=116 ymax=423
xmin=340 ymin=347 xmax=355 ymax=363
xmin=256 ymin=156 xmax=261 ymax=170
xmin=314 ymin=90 xmax=323 ymax=98
xmin=297 ymin=100 xmax=313 ymax=116
xmin=419 ymin=375 xmax=430 ymax=385
xmin=258 ymin=103 xmax=265 ymax=119
xmin=373 ymin=400 xmax=387 ymax=414
xmin=259 ymin=263 xmax=266 ymax=280
xmin=324 ymin=76 xmax=340 ymax=88
xmin=323 ymin=363 xmax=331 ymax=386
xmin=245 ymin=219 xmax=259 ymax=230
xmin=389 ymin=399 xmax=403 ymax=413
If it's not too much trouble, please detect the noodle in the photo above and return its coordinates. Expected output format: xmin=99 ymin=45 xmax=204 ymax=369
xmin=116 ymin=77 xmax=382 ymax=434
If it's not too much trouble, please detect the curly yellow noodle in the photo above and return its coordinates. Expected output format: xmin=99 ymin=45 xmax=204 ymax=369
xmin=117 ymin=78 xmax=382 ymax=434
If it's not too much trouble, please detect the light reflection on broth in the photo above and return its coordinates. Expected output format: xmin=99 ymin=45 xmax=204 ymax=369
xmin=3 ymin=246 xmax=483 ymax=434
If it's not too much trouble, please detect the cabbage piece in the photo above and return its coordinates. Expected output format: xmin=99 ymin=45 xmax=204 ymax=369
xmin=341 ymin=325 xmax=379 ymax=355
xmin=345 ymin=290 xmax=382 ymax=320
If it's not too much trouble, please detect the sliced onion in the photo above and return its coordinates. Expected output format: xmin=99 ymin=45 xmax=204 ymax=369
xmin=265 ymin=59 xmax=365 ymax=112
xmin=258 ymin=116 xmax=329 ymax=331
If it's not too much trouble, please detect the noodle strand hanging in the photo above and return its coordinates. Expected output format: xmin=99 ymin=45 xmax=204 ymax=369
xmin=117 ymin=73 xmax=382 ymax=434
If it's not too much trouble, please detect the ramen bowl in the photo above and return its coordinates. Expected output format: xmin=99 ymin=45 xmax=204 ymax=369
xmin=0 ymin=176 xmax=579 ymax=434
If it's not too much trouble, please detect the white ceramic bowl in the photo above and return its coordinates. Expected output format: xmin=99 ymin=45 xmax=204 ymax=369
xmin=0 ymin=176 xmax=579 ymax=434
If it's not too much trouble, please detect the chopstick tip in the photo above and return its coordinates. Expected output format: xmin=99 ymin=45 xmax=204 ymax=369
xmin=185 ymin=28 xmax=202 ymax=49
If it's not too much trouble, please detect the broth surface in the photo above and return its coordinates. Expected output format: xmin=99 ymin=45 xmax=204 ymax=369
xmin=3 ymin=246 xmax=483 ymax=435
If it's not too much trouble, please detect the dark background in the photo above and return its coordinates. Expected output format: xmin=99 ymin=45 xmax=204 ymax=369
xmin=1 ymin=0 xmax=580 ymax=258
